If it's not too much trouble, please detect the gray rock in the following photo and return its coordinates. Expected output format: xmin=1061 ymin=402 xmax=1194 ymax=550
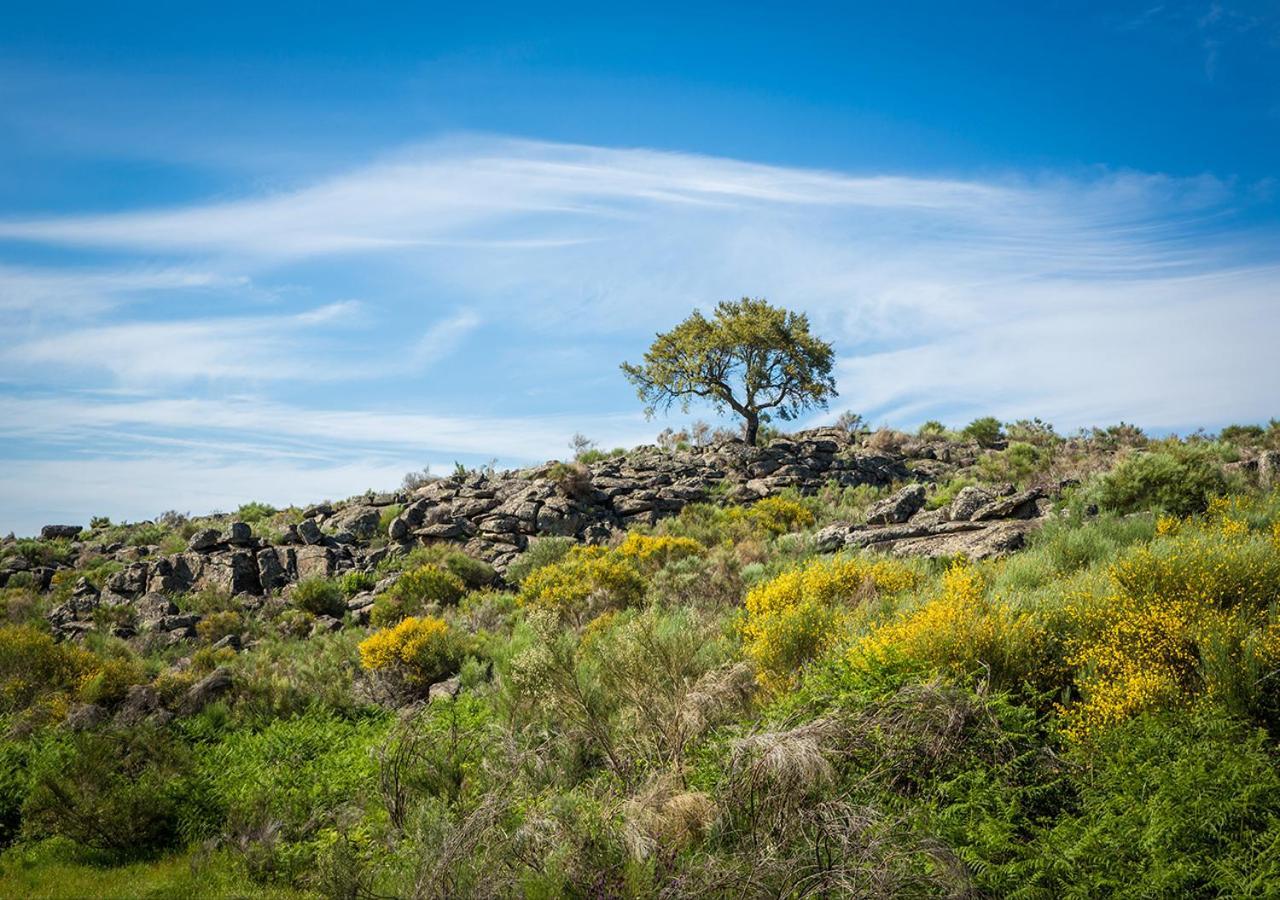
xmin=295 ymin=544 xmax=335 ymax=579
xmin=136 ymin=592 xmax=178 ymax=628
xmin=310 ymin=615 xmax=343 ymax=636
xmin=181 ymin=667 xmax=233 ymax=714
xmin=970 ymin=488 xmax=1042 ymax=522
xmin=41 ymin=525 xmax=83 ymax=540
xmin=298 ymin=518 xmax=324 ymax=545
xmin=211 ymin=633 xmax=242 ymax=653
xmin=224 ymin=521 xmax=253 ymax=545
xmin=188 ymin=528 xmax=221 ymax=552
xmin=428 ymin=675 xmax=462 ymax=703
xmin=114 ymin=684 xmax=162 ymax=726
xmin=865 ymin=484 xmax=927 ymax=525
xmin=949 ymin=486 xmax=995 ymax=521
xmin=65 ymin=703 xmax=108 ymax=731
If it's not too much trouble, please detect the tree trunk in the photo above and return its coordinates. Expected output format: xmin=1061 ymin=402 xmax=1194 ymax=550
xmin=743 ymin=412 xmax=759 ymax=446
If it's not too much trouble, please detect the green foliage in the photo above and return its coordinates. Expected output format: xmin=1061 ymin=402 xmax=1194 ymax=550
xmin=917 ymin=419 xmax=949 ymax=438
xmin=289 ymin=577 xmax=345 ymax=618
xmin=926 ymin=474 xmax=977 ymax=510
xmin=235 ymin=501 xmax=277 ymax=525
xmin=1094 ymin=442 xmax=1233 ymax=516
xmin=379 ymin=545 xmax=495 ymax=590
xmin=337 ymin=570 xmax=377 ymax=598
xmin=191 ymin=711 xmax=386 ymax=882
xmin=1018 ymin=709 xmax=1280 ymax=896
xmin=371 ymin=564 xmax=466 ymax=626
xmin=517 ymin=546 xmax=645 ymax=624
xmin=621 ymin=297 xmax=837 ymax=444
xmin=962 ymin=416 xmax=1004 ymax=448
xmin=504 ymin=537 xmax=576 ymax=585
xmin=22 ymin=727 xmax=195 ymax=859
xmin=977 ymin=440 xmax=1052 ymax=486
xmin=1005 ymin=417 xmax=1061 ymax=447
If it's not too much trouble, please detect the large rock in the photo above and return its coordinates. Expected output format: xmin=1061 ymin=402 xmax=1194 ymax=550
xmin=865 ymin=484 xmax=927 ymax=525
xmin=295 ymin=544 xmax=335 ymax=579
xmin=40 ymin=525 xmax=82 ymax=540
xmin=334 ymin=506 xmax=382 ymax=539
xmin=970 ymin=488 xmax=1042 ymax=522
xmin=297 ymin=519 xmax=325 ymax=545
xmin=949 ymin=486 xmax=995 ymax=521
xmin=224 ymin=522 xmax=254 ymax=545
xmin=198 ymin=550 xmax=260 ymax=595
xmin=188 ymin=528 xmax=221 ymax=552
xmin=181 ymin=667 xmax=233 ymax=715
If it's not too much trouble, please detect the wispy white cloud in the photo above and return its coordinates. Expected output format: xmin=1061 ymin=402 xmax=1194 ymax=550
xmin=2 ymin=136 xmax=1278 ymax=532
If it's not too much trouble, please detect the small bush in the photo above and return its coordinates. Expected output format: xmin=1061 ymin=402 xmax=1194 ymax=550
xmin=23 ymin=727 xmax=195 ymax=858
xmin=1094 ymin=442 xmax=1232 ymax=516
xmin=962 ymin=416 xmax=1004 ymax=448
xmin=290 ymin=577 xmax=346 ymax=618
xmin=1004 ymin=417 xmax=1060 ymax=447
xmin=849 ymin=560 xmax=1053 ymax=690
xmin=0 ymin=625 xmax=92 ymax=714
xmin=504 ymin=537 xmax=577 ymax=585
xmin=235 ymin=501 xmax=277 ymax=524
xmin=359 ymin=616 xmax=469 ymax=692
xmin=337 ymin=570 xmax=377 ymax=598
xmin=518 ymin=546 xmax=645 ymax=625
xmin=196 ymin=610 xmax=243 ymax=644
xmin=743 ymin=555 xmax=918 ymax=690
xmin=977 ymin=441 xmax=1051 ymax=486
xmin=744 ymin=496 xmax=815 ymax=536
xmin=371 ymin=565 xmax=466 ymax=626
xmin=615 ymin=532 xmax=704 ymax=570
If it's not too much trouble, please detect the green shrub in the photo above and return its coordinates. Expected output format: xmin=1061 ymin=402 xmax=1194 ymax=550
xmin=235 ymin=501 xmax=277 ymax=524
xmin=190 ymin=711 xmax=386 ymax=882
xmin=23 ymin=727 xmax=196 ymax=859
xmin=1094 ymin=443 xmax=1232 ymax=516
xmin=977 ymin=441 xmax=1051 ymax=486
xmin=290 ymin=577 xmax=345 ymax=618
xmin=379 ymin=546 xmax=495 ymax=590
xmin=1015 ymin=709 xmax=1280 ymax=896
xmin=371 ymin=564 xmax=466 ymax=626
xmin=1004 ymin=417 xmax=1060 ymax=447
xmin=917 ymin=420 xmax=948 ymax=438
xmin=504 ymin=537 xmax=576 ymax=585
xmin=962 ymin=416 xmax=1004 ymax=448
xmin=337 ymin=570 xmax=377 ymax=598
xmin=925 ymin=474 xmax=976 ymax=510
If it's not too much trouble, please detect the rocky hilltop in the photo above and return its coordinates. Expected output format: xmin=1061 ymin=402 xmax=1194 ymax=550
xmin=0 ymin=427 xmax=1175 ymax=648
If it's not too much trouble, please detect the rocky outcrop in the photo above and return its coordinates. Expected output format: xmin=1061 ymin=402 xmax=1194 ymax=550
xmin=814 ymin=485 xmax=1053 ymax=560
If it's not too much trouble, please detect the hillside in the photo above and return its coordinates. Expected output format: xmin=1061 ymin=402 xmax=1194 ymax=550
xmin=2 ymin=422 xmax=1280 ymax=897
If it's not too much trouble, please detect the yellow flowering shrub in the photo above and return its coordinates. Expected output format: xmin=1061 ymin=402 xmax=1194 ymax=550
xmin=371 ymin=564 xmax=466 ymax=626
xmin=741 ymin=496 xmax=815 ymax=536
xmin=742 ymin=555 xmax=918 ymax=690
xmin=1064 ymin=520 xmax=1280 ymax=740
xmin=616 ymin=533 xmax=704 ymax=569
xmin=358 ymin=615 xmax=466 ymax=689
xmin=0 ymin=624 xmax=95 ymax=713
xmin=517 ymin=546 xmax=646 ymax=624
xmin=848 ymin=560 xmax=1047 ymax=686
xmin=77 ymin=655 xmax=147 ymax=706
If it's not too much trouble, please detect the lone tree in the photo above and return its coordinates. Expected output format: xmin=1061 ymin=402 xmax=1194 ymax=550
xmin=621 ymin=298 xmax=837 ymax=445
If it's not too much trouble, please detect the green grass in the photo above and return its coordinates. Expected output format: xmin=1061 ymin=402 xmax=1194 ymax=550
xmin=0 ymin=842 xmax=314 ymax=899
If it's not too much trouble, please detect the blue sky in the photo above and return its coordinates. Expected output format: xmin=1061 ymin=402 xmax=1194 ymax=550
xmin=1 ymin=1 xmax=1278 ymax=534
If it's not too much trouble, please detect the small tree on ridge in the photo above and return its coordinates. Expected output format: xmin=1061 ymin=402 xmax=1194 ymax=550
xmin=621 ymin=298 xmax=837 ymax=445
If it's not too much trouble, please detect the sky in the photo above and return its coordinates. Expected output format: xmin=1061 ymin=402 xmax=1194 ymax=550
xmin=1 ymin=1 xmax=1278 ymax=535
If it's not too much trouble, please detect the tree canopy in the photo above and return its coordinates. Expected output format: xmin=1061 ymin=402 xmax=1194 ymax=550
xmin=621 ymin=298 xmax=837 ymax=445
